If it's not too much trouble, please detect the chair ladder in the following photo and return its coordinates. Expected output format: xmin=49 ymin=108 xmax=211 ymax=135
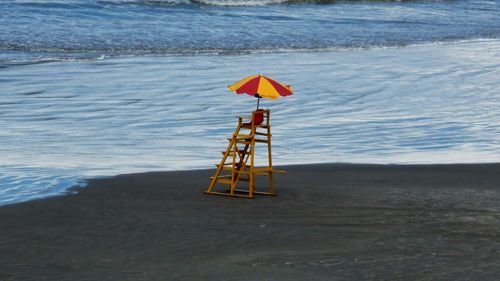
xmin=205 ymin=109 xmax=284 ymax=198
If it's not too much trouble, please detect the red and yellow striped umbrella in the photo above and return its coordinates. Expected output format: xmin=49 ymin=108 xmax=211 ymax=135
xmin=228 ymin=74 xmax=293 ymax=101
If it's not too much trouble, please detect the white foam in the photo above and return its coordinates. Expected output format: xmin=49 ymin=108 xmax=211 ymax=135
xmin=1 ymin=39 xmax=500 ymax=205
xmin=192 ymin=0 xmax=290 ymax=6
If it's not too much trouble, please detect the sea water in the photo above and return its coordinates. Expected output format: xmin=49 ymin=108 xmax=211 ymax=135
xmin=1 ymin=0 xmax=500 ymax=205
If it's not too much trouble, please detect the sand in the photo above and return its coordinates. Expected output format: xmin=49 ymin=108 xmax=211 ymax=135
xmin=1 ymin=163 xmax=500 ymax=280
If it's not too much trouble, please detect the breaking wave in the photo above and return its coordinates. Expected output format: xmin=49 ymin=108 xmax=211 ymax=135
xmin=3 ymin=0 xmax=500 ymax=65
xmin=14 ymin=0 xmax=411 ymax=6
xmin=2 ymin=37 xmax=500 ymax=67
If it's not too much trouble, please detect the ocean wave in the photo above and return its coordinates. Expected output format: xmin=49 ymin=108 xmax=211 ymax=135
xmin=112 ymin=0 xmax=293 ymax=6
xmin=4 ymin=0 xmax=500 ymax=65
xmin=0 ymin=57 xmax=106 ymax=68
xmin=192 ymin=0 xmax=289 ymax=6
xmin=189 ymin=0 xmax=421 ymax=6
xmin=11 ymin=0 xmax=426 ymax=7
xmin=2 ymin=38 xmax=499 ymax=67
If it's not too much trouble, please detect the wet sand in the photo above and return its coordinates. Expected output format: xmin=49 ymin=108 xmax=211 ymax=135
xmin=1 ymin=163 xmax=500 ymax=280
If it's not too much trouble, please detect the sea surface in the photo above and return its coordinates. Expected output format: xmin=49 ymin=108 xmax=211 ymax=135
xmin=1 ymin=0 xmax=500 ymax=205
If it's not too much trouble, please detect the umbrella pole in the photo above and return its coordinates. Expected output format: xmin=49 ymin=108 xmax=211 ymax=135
xmin=256 ymin=97 xmax=260 ymax=110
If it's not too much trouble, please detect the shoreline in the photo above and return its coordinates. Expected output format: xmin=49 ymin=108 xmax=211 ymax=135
xmin=4 ymin=161 xmax=500 ymax=208
xmin=3 ymin=161 xmax=500 ymax=207
xmin=3 ymin=38 xmax=500 ymax=206
xmin=1 ymin=163 xmax=499 ymax=280
xmin=3 ymin=38 xmax=500 ymax=66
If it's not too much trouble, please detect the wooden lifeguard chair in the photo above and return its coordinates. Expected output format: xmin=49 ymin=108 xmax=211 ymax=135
xmin=205 ymin=109 xmax=285 ymax=198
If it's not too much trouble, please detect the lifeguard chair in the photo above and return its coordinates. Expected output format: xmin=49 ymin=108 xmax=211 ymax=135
xmin=205 ymin=109 xmax=284 ymax=198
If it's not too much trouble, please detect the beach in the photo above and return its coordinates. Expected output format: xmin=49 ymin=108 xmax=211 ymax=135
xmin=1 ymin=163 xmax=499 ymax=280
xmin=2 ymin=0 xmax=500 ymax=279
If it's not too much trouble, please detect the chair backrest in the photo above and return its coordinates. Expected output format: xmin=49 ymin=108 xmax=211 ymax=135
xmin=252 ymin=109 xmax=265 ymax=126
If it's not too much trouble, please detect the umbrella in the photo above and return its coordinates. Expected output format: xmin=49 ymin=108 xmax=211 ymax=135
xmin=228 ymin=74 xmax=293 ymax=110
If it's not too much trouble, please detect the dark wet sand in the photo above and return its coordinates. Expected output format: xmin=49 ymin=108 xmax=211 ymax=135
xmin=1 ymin=163 xmax=500 ymax=281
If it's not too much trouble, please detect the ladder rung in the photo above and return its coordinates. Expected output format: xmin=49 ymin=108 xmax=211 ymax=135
xmin=216 ymin=179 xmax=232 ymax=185
xmin=218 ymin=163 xmax=249 ymax=168
xmin=228 ymin=137 xmax=251 ymax=141
xmin=221 ymin=150 xmax=248 ymax=155
xmin=222 ymin=166 xmax=250 ymax=172
xmin=209 ymin=175 xmax=231 ymax=180
xmin=243 ymin=124 xmax=268 ymax=129
xmin=235 ymin=134 xmax=253 ymax=139
xmin=254 ymin=132 xmax=271 ymax=136
xmin=236 ymin=170 xmax=271 ymax=176
xmin=254 ymin=139 xmax=269 ymax=143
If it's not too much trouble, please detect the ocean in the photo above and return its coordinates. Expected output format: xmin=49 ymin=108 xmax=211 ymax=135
xmin=1 ymin=0 xmax=499 ymax=205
